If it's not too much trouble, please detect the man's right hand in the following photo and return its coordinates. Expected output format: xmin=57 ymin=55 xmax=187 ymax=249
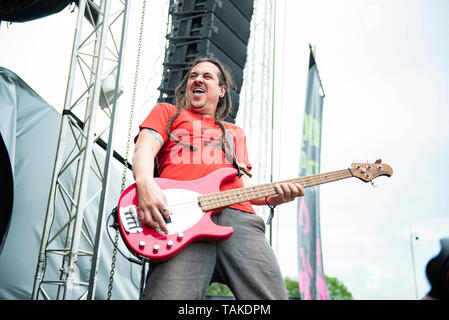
xmin=132 ymin=128 xmax=170 ymax=234
xmin=135 ymin=178 xmax=171 ymax=235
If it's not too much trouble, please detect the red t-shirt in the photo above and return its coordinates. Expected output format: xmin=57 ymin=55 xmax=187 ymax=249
xmin=136 ymin=103 xmax=255 ymax=213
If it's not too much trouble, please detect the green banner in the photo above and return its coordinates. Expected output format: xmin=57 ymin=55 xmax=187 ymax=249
xmin=297 ymin=49 xmax=328 ymax=300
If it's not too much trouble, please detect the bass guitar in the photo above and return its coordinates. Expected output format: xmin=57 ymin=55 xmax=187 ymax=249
xmin=117 ymin=160 xmax=392 ymax=262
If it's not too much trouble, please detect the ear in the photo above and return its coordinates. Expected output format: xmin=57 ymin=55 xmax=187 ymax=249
xmin=219 ymin=85 xmax=226 ymax=98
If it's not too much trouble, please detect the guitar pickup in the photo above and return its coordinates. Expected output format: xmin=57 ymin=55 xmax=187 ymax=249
xmin=120 ymin=205 xmax=143 ymax=233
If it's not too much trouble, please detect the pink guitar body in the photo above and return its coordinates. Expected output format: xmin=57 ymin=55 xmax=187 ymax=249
xmin=117 ymin=168 xmax=236 ymax=262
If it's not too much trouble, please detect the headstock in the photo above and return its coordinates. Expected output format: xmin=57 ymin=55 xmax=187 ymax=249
xmin=350 ymin=159 xmax=393 ymax=182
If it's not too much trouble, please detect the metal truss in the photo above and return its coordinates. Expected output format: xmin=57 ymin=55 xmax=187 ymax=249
xmin=236 ymin=0 xmax=275 ymax=221
xmin=31 ymin=0 xmax=130 ymax=300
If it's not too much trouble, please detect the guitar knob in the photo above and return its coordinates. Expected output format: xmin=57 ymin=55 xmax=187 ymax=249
xmin=177 ymin=233 xmax=184 ymax=240
xmin=167 ymin=240 xmax=173 ymax=248
xmin=153 ymin=244 xmax=160 ymax=252
xmin=139 ymin=241 xmax=146 ymax=248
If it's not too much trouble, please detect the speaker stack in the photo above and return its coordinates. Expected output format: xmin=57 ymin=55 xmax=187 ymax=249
xmin=158 ymin=0 xmax=255 ymax=123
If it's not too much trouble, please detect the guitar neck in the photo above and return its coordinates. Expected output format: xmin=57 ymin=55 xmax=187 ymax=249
xmin=199 ymin=168 xmax=353 ymax=211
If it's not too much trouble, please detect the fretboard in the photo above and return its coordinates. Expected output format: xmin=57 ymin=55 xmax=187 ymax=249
xmin=198 ymin=169 xmax=353 ymax=211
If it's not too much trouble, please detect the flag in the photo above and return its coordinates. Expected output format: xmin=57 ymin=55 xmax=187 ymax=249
xmin=297 ymin=47 xmax=328 ymax=300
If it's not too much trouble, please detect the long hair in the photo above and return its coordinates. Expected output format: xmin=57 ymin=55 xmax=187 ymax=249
xmin=165 ymin=57 xmax=236 ymax=159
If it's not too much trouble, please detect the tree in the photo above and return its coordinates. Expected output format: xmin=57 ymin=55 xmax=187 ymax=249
xmin=284 ymin=275 xmax=353 ymax=300
xmin=325 ymin=275 xmax=353 ymax=300
xmin=206 ymin=282 xmax=233 ymax=296
xmin=284 ymin=277 xmax=301 ymax=298
xmin=206 ymin=275 xmax=353 ymax=300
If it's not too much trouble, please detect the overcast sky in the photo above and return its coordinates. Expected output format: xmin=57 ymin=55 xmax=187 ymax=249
xmin=275 ymin=0 xmax=449 ymax=300
xmin=1 ymin=0 xmax=448 ymax=300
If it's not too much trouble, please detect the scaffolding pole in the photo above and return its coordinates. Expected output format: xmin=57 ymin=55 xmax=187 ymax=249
xmin=237 ymin=0 xmax=275 ymax=223
xmin=31 ymin=0 xmax=130 ymax=300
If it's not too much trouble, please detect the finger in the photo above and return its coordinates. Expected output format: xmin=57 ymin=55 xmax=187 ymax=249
xmin=294 ymin=183 xmax=305 ymax=196
xmin=161 ymin=207 xmax=172 ymax=223
xmin=139 ymin=208 xmax=159 ymax=230
xmin=274 ymin=183 xmax=283 ymax=198
xmin=150 ymin=207 xmax=169 ymax=235
xmin=280 ymin=183 xmax=293 ymax=201
xmin=287 ymin=183 xmax=304 ymax=200
xmin=285 ymin=183 xmax=300 ymax=200
xmin=280 ymin=183 xmax=302 ymax=202
xmin=286 ymin=182 xmax=304 ymax=198
xmin=271 ymin=184 xmax=284 ymax=205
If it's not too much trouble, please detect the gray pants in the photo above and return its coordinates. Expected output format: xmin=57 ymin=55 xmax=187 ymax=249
xmin=140 ymin=208 xmax=288 ymax=300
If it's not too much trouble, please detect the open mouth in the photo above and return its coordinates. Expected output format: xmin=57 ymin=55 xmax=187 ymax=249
xmin=192 ymin=87 xmax=205 ymax=96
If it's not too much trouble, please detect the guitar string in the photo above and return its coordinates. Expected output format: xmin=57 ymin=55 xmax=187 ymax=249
xmin=188 ymin=170 xmax=349 ymax=209
xmin=129 ymin=170 xmax=355 ymax=232
xmin=200 ymin=170 xmax=349 ymax=201
xmin=138 ymin=165 xmax=384 ymax=211
xmin=200 ymin=170 xmax=351 ymax=210
xmin=132 ymin=170 xmax=352 ymax=212
xmin=132 ymin=167 xmax=382 ymax=230
xmin=132 ymin=172 xmax=344 ymax=232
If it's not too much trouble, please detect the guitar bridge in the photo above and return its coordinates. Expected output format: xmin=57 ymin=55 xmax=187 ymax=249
xmin=119 ymin=205 xmax=143 ymax=233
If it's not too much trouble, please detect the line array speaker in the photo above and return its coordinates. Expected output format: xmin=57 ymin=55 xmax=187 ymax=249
xmin=158 ymin=0 xmax=254 ymax=123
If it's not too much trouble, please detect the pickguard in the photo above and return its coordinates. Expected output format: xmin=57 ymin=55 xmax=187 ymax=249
xmin=163 ymin=188 xmax=203 ymax=235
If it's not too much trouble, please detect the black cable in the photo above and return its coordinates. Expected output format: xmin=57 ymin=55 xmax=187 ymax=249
xmin=106 ymin=209 xmax=144 ymax=265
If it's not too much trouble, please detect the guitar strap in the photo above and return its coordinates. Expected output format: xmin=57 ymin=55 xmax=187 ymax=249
xmin=224 ymin=130 xmax=243 ymax=178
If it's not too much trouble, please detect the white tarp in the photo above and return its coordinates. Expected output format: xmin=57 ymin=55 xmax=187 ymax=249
xmin=0 ymin=67 xmax=142 ymax=300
